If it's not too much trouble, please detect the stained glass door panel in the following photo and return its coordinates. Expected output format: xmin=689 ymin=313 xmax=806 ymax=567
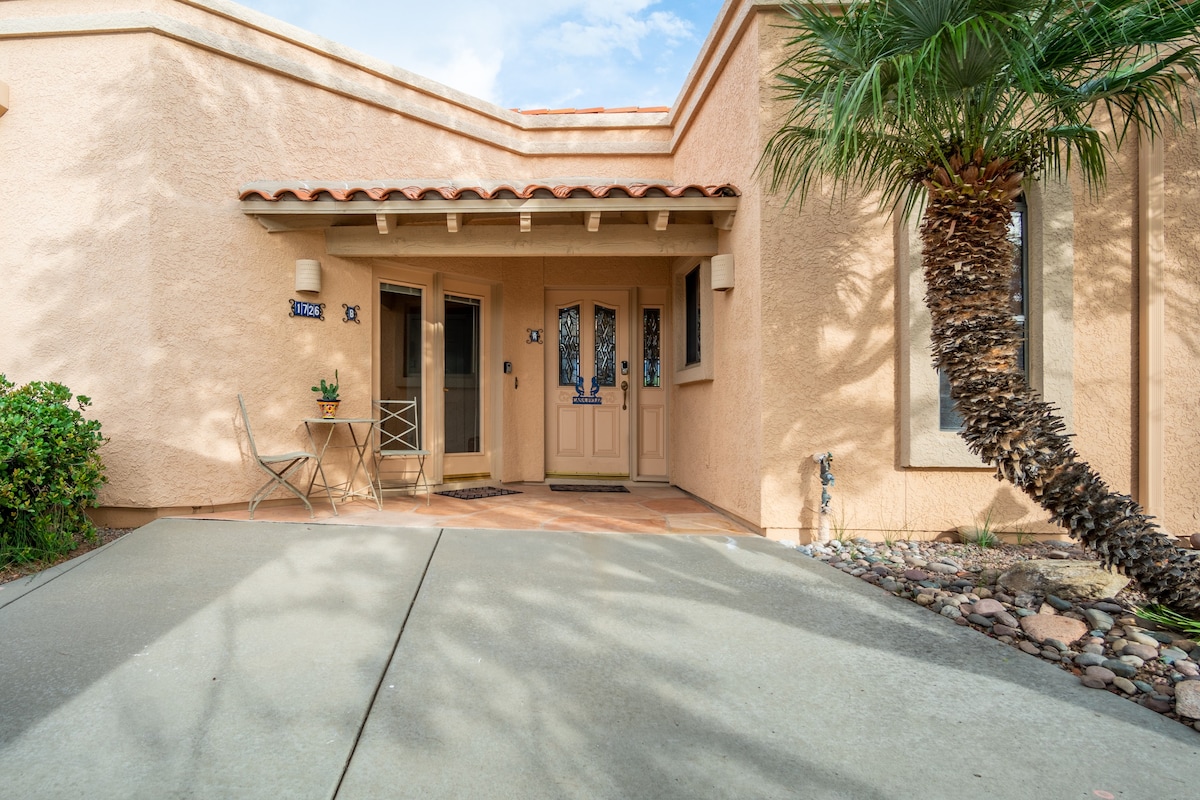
xmin=637 ymin=295 xmax=667 ymax=478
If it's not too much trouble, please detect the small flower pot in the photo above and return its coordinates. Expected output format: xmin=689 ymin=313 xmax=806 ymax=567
xmin=317 ymin=400 xmax=340 ymax=419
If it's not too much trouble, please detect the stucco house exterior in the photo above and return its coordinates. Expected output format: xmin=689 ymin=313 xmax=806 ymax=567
xmin=1 ymin=0 xmax=1197 ymax=542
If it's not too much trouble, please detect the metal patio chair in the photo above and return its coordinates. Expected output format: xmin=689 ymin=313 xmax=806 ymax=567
xmin=238 ymin=394 xmax=323 ymax=519
xmin=373 ymin=399 xmax=430 ymax=505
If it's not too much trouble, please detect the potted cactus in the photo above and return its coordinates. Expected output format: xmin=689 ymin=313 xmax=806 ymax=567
xmin=311 ymin=370 xmax=340 ymax=418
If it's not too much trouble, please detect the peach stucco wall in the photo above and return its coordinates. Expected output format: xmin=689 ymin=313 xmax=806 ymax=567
xmin=669 ymin=3 xmax=766 ymax=531
xmin=1162 ymin=128 xmax=1200 ymax=535
xmin=2 ymin=0 xmax=1197 ymax=538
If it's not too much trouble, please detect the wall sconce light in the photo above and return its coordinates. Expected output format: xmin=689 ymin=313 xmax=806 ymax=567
xmin=711 ymin=254 xmax=734 ymax=291
xmin=295 ymin=259 xmax=322 ymax=294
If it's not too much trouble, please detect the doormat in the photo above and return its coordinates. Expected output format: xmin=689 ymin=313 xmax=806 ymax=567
xmin=549 ymin=484 xmax=631 ymax=493
xmin=435 ymin=487 xmax=522 ymax=500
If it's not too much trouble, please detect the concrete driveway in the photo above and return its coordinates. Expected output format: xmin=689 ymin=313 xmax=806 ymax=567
xmin=0 ymin=519 xmax=1196 ymax=799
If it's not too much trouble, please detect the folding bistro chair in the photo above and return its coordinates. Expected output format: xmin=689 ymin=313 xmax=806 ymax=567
xmin=374 ymin=399 xmax=430 ymax=505
xmin=238 ymin=394 xmax=326 ymax=519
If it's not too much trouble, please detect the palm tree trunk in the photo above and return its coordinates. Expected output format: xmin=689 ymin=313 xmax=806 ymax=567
xmin=922 ymin=152 xmax=1200 ymax=616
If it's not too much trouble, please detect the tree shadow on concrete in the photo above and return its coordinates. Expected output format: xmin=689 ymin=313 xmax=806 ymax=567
xmin=337 ymin=528 xmax=1198 ymax=799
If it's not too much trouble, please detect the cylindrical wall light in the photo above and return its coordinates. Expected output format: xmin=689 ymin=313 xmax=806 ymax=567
xmin=711 ymin=254 xmax=735 ymax=291
xmin=295 ymin=259 xmax=322 ymax=293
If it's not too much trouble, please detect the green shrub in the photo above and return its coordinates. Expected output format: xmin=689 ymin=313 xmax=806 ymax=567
xmin=0 ymin=375 xmax=107 ymax=566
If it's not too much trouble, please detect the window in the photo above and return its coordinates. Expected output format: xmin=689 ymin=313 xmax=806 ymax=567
xmin=685 ymin=267 xmax=701 ymax=365
xmin=939 ymin=198 xmax=1028 ymax=430
xmin=672 ymin=258 xmax=714 ymax=383
xmin=594 ymin=304 xmax=617 ymax=386
xmin=642 ymin=308 xmax=662 ymax=388
xmin=379 ymin=283 xmax=423 ymax=401
xmin=444 ymin=294 xmax=480 ymax=454
xmin=901 ymin=181 xmax=1075 ymax=467
xmin=558 ymin=304 xmax=581 ymax=386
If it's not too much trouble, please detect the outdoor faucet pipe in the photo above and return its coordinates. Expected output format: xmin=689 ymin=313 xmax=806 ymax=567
xmin=813 ymin=452 xmax=834 ymax=544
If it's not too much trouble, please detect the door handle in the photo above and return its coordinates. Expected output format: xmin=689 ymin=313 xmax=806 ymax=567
xmin=621 ymin=380 xmax=628 ymax=411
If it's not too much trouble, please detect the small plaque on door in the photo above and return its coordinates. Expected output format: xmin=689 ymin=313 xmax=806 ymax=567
xmin=572 ymin=375 xmax=602 ymax=404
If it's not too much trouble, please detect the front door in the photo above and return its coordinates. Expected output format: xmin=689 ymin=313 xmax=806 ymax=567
xmin=545 ymin=289 xmax=631 ymax=477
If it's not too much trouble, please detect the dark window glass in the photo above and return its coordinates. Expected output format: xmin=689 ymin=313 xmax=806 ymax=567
xmin=444 ymin=295 xmax=480 ymax=453
xmin=379 ymin=283 xmax=423 ymax=447
xmin=379 ymin=283 xmax=423 ymax=404
xmin=685 ymin=266 xmax=701 ymax=366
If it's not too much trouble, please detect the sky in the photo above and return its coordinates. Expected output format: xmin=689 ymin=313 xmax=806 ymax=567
xmin=233 ymin=0 xmax=725 ymax=110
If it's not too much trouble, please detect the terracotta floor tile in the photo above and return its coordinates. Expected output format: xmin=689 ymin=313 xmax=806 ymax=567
xmin=666 ymin=514 xmax=749 ymax=533
xmin=176 ymin=484 xmax=754 ymax=537
xmin=541 ymin=516 xmax=667 ymax=533
xmin=640 ymin=498 xmax=712 ymax=515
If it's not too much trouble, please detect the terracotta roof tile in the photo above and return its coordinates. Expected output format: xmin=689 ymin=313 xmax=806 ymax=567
xmin=239 ymin=181 xmax=740 ymax=202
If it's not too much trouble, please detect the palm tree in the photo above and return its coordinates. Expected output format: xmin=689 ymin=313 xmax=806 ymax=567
xmin=762 ymin=0 xmax=1200 ymax=614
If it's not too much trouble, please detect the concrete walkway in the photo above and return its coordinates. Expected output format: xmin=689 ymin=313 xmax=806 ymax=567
xmin=0 ymin=519 xmax=1196 ymax=799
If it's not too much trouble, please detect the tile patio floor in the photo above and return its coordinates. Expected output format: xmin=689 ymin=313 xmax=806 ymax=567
xmin=179 ymin=483 xmax=755 ymax=536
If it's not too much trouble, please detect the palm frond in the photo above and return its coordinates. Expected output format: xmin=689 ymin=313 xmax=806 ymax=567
xmin=761 ymin=0 xmax=1200 ymax=216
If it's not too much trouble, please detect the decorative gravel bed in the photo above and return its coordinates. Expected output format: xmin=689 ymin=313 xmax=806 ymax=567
xmin=796 ymin=537 xmax=1200 ymax=732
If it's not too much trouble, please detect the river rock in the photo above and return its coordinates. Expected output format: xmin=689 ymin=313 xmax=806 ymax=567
xmin=1103 ymin=659 xmax=1138 ymax=678
xmin=1046 ymin=594 xmax=1074 ymax=611
xmin=1122 ymin=643 xmax=1159 ymax=661
xmin=1113 ymin=677 xmax=1137 ymax=694
xmin=1020 ymin=615 xmax=1087 ymax=645
xmin=994 ymin=610 xmax=1019 ymax=628
xmin=1175 ymin=681 xmax=1200 ymax=719
xmin=971 ymin=598 xmax=1003 ymax=617
xmin=1083 ymin=608 xmax=1115 ymax=633
xmin=1160 ymin=647 xmax=1190 ymax=665
xmin=998 ymin=560 xmax=1130 ymax=600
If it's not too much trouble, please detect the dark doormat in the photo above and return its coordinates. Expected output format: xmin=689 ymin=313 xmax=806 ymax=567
xmin=435 ymin=487 xmax=522 ymax=500
xmin=549 ymin=484 xmax=630 ymax=493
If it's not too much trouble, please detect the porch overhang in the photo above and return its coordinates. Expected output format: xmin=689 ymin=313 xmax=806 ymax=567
xmin=238 ymin=180 xmax=739 ymax=257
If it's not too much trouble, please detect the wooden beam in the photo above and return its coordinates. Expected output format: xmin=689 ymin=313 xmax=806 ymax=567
xmin=649 ymin=210 xmax=669 ymax=231
xmin=586 ymin=211 xmax=602 ymax=233
xmin=520 ymin=211 xmax=532 ymax=232
xmin=326 ymin=224 xmax=719 ymax=258
xmin=376 ymin=213 xmax=397 ymax=234
xmin=446 ymin=212 xmax=461 ymax=233
xmin=251 ymin=215 xmax=341 ymax=232
xmin=712 ymin=210 xmax=736 ymax=231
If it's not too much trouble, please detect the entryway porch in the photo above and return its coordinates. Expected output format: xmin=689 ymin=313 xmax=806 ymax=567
xmin=178 ymin=482 xmax=754 ymax=536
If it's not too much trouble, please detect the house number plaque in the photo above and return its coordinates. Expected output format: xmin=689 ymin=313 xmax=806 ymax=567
xmin=290 ymin=299 xmax=325 ymax=320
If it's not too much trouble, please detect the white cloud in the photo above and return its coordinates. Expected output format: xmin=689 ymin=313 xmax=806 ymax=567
xmin=232 ymin=0 xmax=720 ymax=108
xmin=543 ymin=10 xmax=693 ymax=59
